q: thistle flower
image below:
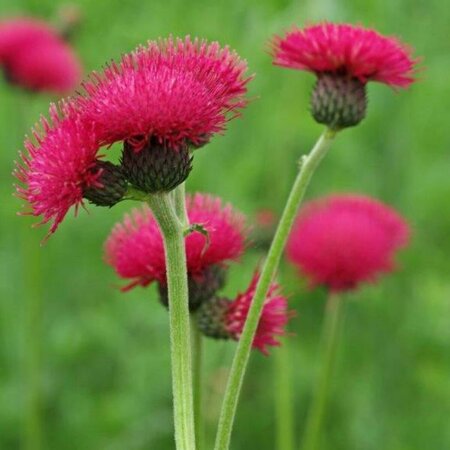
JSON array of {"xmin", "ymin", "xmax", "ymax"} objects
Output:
[
  {"xmin": 15, "ymin": 103, "xmax": 126, "ymax": 235},
  {"xmin": 76, "ymin": 36, "xmax": 251, "ymax": 193},
  {"xmin": 0, "ymin": 18, "xmax": 81, "ymax": 93},
  {"xmin": 271, "ymin": 23, "xmax": 418, "ymax": 129},
  {"xmin": 286, "ymin": 194, "xmax": 410, "ymax": 292},
  {"xmin": 105, "ymin": 193, "xmax": 246, "ymax": 309},
  {"xmin": 197, "ymin": 275, "xmax": 290, "ymax": 355}
]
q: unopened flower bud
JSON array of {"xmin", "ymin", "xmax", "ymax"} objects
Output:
[
  {"xmin": 311, "ymin": 73, "xmax": 367, "ymax": 130},
  {"xmin": 83, "ymin": 160, "xmax": 127, "ymax": 207}
]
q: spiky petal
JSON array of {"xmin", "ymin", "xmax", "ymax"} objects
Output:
[
  {"xmin": 225, "ymin": 275, "xmax": 290, "ymax": 355},
  {"xmin": 271, "ymin": 23, "xmax": 418, "ymax": 88},
  {"xmin": 15, "ymin": 104, "xmax": 101, "ymax": 236},
  {"xmin": 286, "ymin": 194, "xmax": 410, "ymax": 292},
  {"xmin": 76, "ymin": 36, "xmax": 251, "ymax": 150}
]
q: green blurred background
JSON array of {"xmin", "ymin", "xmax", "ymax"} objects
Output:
[{"xmin": 1, "ymin": 0, "xmax": 449, "ymax": 449}]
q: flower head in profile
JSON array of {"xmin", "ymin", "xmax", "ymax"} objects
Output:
[
  {"xmin": 197, "ymin": 274, "xmax": 290, "ymax": 355},
  {"xmin": 76, "ymin": 37, "xmax": 251, "ymax": 193},
  {"xmin": 105, "ymin": 193, "xmax": 246, "ymax": 308},
  {"xmin": 271, "ymin": 23, "xmax": 418, "ymax": 129},
  {"xmin": 78, "ymin": 36, "xmax": 250, "ymax": 149},
  {"xmin": 286, "ymin": 194, "xmax": 410, "ymax": 292},
  {"xmin": 15, "ymin": 103, "xmax": 126, "ymax": 236},
  {"xmin": 0, "ymin": 18, "xmax": 81, "ymax": 93}
]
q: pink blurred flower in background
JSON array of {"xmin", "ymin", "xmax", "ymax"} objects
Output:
[
  {"xmin": 0, "ymin": 17, "xmax": 81, "ymax": 93},
  {"xmin": 105, "ymin": 193, "xmax": 247, "ymax": 292},
  {"xmin": 286, "ymin": 194, "xmax": 410, "ymax": 292}
]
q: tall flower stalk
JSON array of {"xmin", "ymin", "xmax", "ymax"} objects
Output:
[
  {"xmin": 214, "ymin": 22, "xmax": 417, "ymax": 449},
  {"xmin": 214, "ymin": 129, "xmax": 337, "ymax": 450},
  {"xmin": 147, "ymin": 193, "xmax": 195, "ymax": 449}
]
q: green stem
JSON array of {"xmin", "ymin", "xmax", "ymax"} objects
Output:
[
  {"xmin": 300, "ymin": 293, "xmax": 344, "ymax": 450},
  {"xmin": 275, "ymin": 338, "xmax": 295, "ymax": 450},
  {"xmin": 173, "ymin": 182, "xmax": 189, "ymax": 228},
  {"xmin": 147, "ymin": 193, "xmax": 195, "ymax": 450},
  {"xmin": 213, "ymin": 129, "xmax": 337, "ymax": 450},
  {"xmin": 192, "ymin": 321, "xmax": 204, "ymax": 450}
]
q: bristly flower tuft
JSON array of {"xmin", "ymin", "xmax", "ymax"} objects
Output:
[
  {"xmin": 76, "ymin": 36, "xmax": 251, "ymax": 151},
  {"xmin": 197, "ymin": 274, "xmax": 290, "ymax": 355}
]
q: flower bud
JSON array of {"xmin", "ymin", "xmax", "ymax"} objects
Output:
[
  {"xmin": 83, "ymin": 160, "xmax": 127, "ymax": 207},
  {"xmin": 311, "ymin": 73, "xmax": 367, "ymax": 130}
]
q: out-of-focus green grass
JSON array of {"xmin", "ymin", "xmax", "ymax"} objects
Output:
[{"xmin": 1, "ymin": 0, "xmax": 449, "ymax": 449}]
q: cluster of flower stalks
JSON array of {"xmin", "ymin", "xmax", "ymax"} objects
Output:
[{"xmin": 4, "ymin": 16, "xmax": 419, "ymax": 450}]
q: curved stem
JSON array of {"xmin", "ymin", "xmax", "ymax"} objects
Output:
[
  {"xmin": 275, "ymin": 339, "xmax": 295, "ymax": 450},
  {"xmin": 213, "ymin": 129, "xmax": 337, "ymax": 450},
  {"xmin": 147, "ymin": 193, "xmax": 195, "ymax": 450},
  {"xmin": 300, "ymin": 293, "xmax": 344, "ymax": 450},
  {"xmin": 192, "ymin": 321, "xmax": 204, "ymax": 450}
]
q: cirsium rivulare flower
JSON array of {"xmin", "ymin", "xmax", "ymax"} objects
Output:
[
  {"xmin": 286, "ymin": 194, "xmax": 410, "ymax": 292},
  {"xmin": 197, "ymin": 274, "xmax": 291, "ymax": 355},
  {"xmin": 104, "ymin": 193, "xmax": 247, "ymax": 292},
  {"xmin": 15, "ymin": 104, "xmax": 111, "ymax": 237},
  {"xmin": 271, "ymin": 23, "xmax": 419, "ymax": 128},
  {"xmin": 15, "ymin": 36, "xmax": 251, "ymax": 235},
  {"xmin": 77, "ymin": 36, "xmax": 251, "ymax": 150}
]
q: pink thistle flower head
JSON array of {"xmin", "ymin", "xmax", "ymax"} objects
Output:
[
  {"xmin": 271, "ymin": 23, "xmax": 418, "ymax": 129},
  {"xmin": 15, "ymin": 103, "xmax": 127, "ymax": 237},
  {"xmin": 197, "ymin": 274, "xmax": 290, "ymax": 355},
  {"xmin": 76, "ymin": 36, "xmax": 251, "ymax": 193},
  {"xmin": 104, "ymin": 193, "xmax": 247, "ymax": 298},
  {"xmin": 78, "ymin": 36, "xmax": 250, "ymax": 149},
  {"xmin": 286, "ymin": 194, "xmax": 410, "ymax": 292},
  {"xmin": 0, "ymin": 18, "xmax": 81, "ymax": 93}
]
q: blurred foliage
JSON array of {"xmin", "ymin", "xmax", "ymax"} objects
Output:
[{"xmin": 1, "ymin": 0, "xmax": 449, "ymax": 449}]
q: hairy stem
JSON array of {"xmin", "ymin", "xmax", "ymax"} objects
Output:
[
  {"xmin": 192, "ymin": 321, "xmax": 204, "ymax": 450},
  {"xmin": 213, "ymin": 129, "xmax": 337, "ymax": 450},
  {"xmin": 147, "ymin": 193, "xmax": 195, "ymax": 450}
]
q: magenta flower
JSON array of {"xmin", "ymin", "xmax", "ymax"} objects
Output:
[
  {"xmin": 271, "ymin": 23, "xmax": 418, "ymax": 129},
  {"xmin": 15, "ymin": 36, "xmax": 250, "ymax": 235},
  {"xmin": 271, "ymin": 23, "xmax": 417, "ymax": 88},
  {"xmin": 286, "ymin": 194, "xmax": 410, "ymax": 292},
  {"xmin": 0, "ymin": 18, "xmax": 81, "ymax": 93},
  {"xmin": 77, "ymin": 36, "xmax": 250, "ymax": 150},
  {"xmin": 105, "ymin": 193, "xmax": 246, "ymax": 292},
  {"xmin": 197, "ymin": 275, "xmax": 290, "ymax": 355},
  {"xmin": 15, "ymin": 104, "xmax": 104, "ymax": 235}
]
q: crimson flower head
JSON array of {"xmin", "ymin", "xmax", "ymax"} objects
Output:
[
  {"xmin": 286, "ymin": 194, "xmax": 410, "ymax": 292},
  {"xmin": 76, "ymin": 36, "xmax": 251, "ymax": 193},
  {"xmin": 197, "ymin": 274, "xmax": 290, "ymax": 355},
  {"xmin": 0, "ymin": 18, "xmax": 81, "ymax": 93},
  {"xmin": 271, "ymin": 23, "xmax": 418, "ymax": 129},
  {"xmin": 105, "ymin": 193, "xmax": 246, "ymax": 308},
  {"xmin": 15, "ymin": 103, "xmax": 127, "ymax": 236}
]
